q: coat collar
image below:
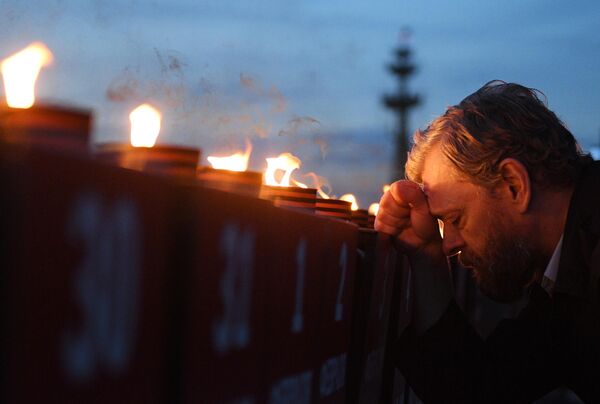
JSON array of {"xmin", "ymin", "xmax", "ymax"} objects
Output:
[{"xmin": 555, "ymin": 161, "xmax": 600, "ymax": 301}]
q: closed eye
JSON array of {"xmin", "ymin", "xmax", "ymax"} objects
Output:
[
  {"xmin": 431, "ymin": 209, "xmax": 463, "ymax": 229},
  {"xmin": 442, "ymin": 213, "xmax": 462, "ymax": 229}
]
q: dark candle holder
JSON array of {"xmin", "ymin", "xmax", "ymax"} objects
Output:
[
  {"xmin": 0, "ymin": 104, "xmax": 91, "ymax": 154},
  {"xmin": 315, "ymin": 198, "xmax": 352, "ymax": 222},
  {"xmin": 351, "ymin": 209, "xmax": 369, "ymax": 228},
  {"xmin": 95, "ymin": 143, "xmax": 201, "ymax": 180},
  {"xmin": 368, "ymin": 214, "xmax": 376, "ymax": 229},
  {"xmin": 260, "ymin": 185, "xmax": 317, "ymax": 213},
  {"xmin": 197, "ymin": 167, "xmax": 263, "ymax": 198}
]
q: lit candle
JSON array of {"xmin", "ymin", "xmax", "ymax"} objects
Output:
[
  {"xmin": 197, "ymin": 140, "xmax": 263, "ymax": 197},
  {"xmin": 95, "ymin": 103, "xmax": 200, "ymax": 179},
  {"xmin": 0, "ymin": 42, "xmax": 91, "ymax": 154},
  {"xmin": 260, "ymin": 152, "xmax": 316, "ymax": 213},
  {"xmin": 340, "ymin": 194, "xmax": 369, "ymax": 228}
]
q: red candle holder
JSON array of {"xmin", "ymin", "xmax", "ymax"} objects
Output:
[
  {"xmin": 0, "ymin": 104, "xmax": 91, "ymax": 154},
  {"xmin": 368, "ymin": 214, "xmax": 376, "ymax": 229},
  {"xmin": 260, "ymin": 185, "xmax": 317, "ymax": 213},
  {"xmin": 95, "ymin": 143, "xmax": 201, "ymax": 180},
  {"xmin": 196, "ymin": 167, "xmax": 263, "ymax": 198},
  {"xmin": 351, "ymin": 209, "xmax": 369, "ymax": 228},
  {"xmin": 315, "ymin": 198, "xmax": 352, "ymax": 221}
]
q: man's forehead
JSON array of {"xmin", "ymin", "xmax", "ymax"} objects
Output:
[
  {"xmin": 421, "ymin": 144, "xmax": 454, "ymax": 184},
  {"xmin": 420, "ymin": 145, "xmax": 469, "ymax": 214},
  {"xmin": 422, "ymin": 181, "xmax": 464, "ymax": 216}
]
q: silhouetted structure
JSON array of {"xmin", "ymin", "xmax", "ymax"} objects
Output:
[{"xmin": 383, "ymin": 32, "xmax": 421, "ymax": 181}]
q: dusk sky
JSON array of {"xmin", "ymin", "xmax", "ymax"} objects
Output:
[{"xmin": 1, "ymin": 0, "xmax": 599, "ymax": 205}]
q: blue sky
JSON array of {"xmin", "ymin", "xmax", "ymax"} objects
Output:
[{"xmin": 1, "ymin": 0, "xmax": 599, "ymax": 205}]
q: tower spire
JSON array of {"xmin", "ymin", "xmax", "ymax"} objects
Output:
[{"xmin": 383, "ymin": 28, "xmax": 421, "ymax": 181}]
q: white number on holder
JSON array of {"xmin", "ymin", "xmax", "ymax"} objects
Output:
[
  {"xmin": 269, "ymin": 370, "xmax": 313, "ymax": 404},
  {"xmin": 291, "ymin": 239, "xmax": 307, "ymax": 334},
  {"xmin": 334, "ymin": 243, "xmax": 348, "ymax": 322},
  {"xmin": 62, "ymin": 192, "xmax": 141, "ymax": 382},
  {"xmin": 319, "ymin": 353, "xmax": 347, "ymax": 397},
  {"xmin": 213, "ymin": 223, "xmax": 255, "ymax": 354}
]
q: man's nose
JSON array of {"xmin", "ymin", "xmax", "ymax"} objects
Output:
[{"xmin": 441, "ymin": 226, "xmax": 464, "ymax": 257}]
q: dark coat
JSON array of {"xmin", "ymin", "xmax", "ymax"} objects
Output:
[{"xmin": 395, "ymin": 161, "xmax": 600, "ymax": 403}]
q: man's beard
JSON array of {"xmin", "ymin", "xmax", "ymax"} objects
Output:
[{"xmin": 458, "ymin": 215, "xmax": 537, "ymax": 303}]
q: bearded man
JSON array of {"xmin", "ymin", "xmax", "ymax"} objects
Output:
[{"xmin": 375, "ymin": 81, "xmax": 600, "ymax": 403}]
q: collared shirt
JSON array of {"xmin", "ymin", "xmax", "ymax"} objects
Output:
[{"xmin": 541, "ymin": 234, "xmax": 564, "ymax": 296}]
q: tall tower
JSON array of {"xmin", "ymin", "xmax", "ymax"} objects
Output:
[{"xmin": 383, "ymin": 30, "xmax": 421, "ymax": 181}]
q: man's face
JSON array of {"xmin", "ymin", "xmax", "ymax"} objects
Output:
[{"xmin": 421, "ymin": 145, "xmax": 536, "ymax": 302}]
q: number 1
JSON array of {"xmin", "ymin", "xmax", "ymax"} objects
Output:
[
  {"xmin": 291, "ymin": 239, "xmax": 307, "ymax": 333},
  {"xmin": 335, "ymin": 243, "xmax": 348, "ymax": 321}
]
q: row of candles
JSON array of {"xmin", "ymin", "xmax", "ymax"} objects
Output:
[{"xmin": 0, "ymin": 42, "xmax": 385, "ymax": 228}]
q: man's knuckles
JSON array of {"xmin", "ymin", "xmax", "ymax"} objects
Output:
[
  {"xmin": 393, "ymin": 181, "xmax": 429, "ymax": 212},
  {"xmin": 374, "ymin": 220, "xmax": 398, "ymax": 236},
  {"xmin": 376, "ymin": 213, "xmax": 409, "ymax": 230},
  {"xmin": 377, "ymin": 200, "xmax": 410, "ymax": 221},
  {"xmin": 379, "ymin": 190, "xmax": 411, "ymax": 216}
]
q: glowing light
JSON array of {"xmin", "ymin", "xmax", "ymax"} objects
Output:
[
  {"xmin": 368, "ymin": 203, "xmax": 380, "ymax": 216},
  {"xmin": 300, "ymin": 172, "xmax": 332, "ymax": 199},
  {"xmin": 383, "ymin": 184, "xmax": 391, "ymax": 194},
  {"xmin": 438, "ymin": 219, "xmax": 444, "ymax": 239},
  {"xmin": 264, "ymin": 152, "xmax": 301, "ymax": 187},
  {"xmin": 1, "ymin": 42, "xmax": 53, "ymax": 109},
  {"xmin": 318, "ymin": 190, "xmax": 330, "ymax": 199},
  {"xmin": 207, "ymin": 140, "xmax": 252, "ymax": 172},
  {"xmin": 340, "ymin": 194, "xmax": 359, "ymax": 211},
  {"xmin": 129, "ymin": 104, "xmax": 161, "ymax": 148},
  {"xmin": 292, "ymin": 176, "xmax": 331, "ymax": 199},
  {"xmin": 292, "ymin": 179, "xmax": 308, "ymax": 188}
]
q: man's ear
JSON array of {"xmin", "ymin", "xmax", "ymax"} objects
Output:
[{"xmin": 497, "ymin": 158, "xmax": 531, "ymax": 213}]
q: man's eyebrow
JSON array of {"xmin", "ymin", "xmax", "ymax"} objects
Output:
[
  {"xmin": 421, "ymin": 183, "xmax": 447, "ymax": 219},
  {"xmin": 421, "ymin": 183, "xmax": 460, "ymax": 220},
  {"xmin": 429, "ymin": 207, "xmax": 459, "ymax": 220}
]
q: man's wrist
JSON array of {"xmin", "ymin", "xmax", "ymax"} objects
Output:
[
  {"xmin": 409, "ymin": 241, "xmax": 446, "ymax": 268},
  {"xmin": 405, "ymin": 240, "xmax": 454, "ymax": 335}
]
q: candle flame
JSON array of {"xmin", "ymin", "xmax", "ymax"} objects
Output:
[
  {"xmin": 292, "ymin": 179, "xmax": 308, "ymax": 188},
  {"xmin": 383, "ymin": 184, "xmax": 391, "ymax": 194},
  {"xmin": 207, "ymin": 139, "xmax": 252, "ymax": 172},
  {"xmin": 129, "ymin": 103, "xmax": 161, "ymax": 148},
  {"xmin": 1, "ymin": 42, "xmax": 53, "ymax": 109},
  {"xmin": 300, "ymin": 171, "xmax": 332, "ymax": 199},
  {"xmin": 368, "ymin": 203, "xmax": 379, "ymax": 216},
  {"xmin": 318, "ymin": 190, "xmax": 330, "ymax": 199},
  {"xmin": 264, "ymin": 152, "xmax": 300, "ymax": 187},
  {"xmin": 340, "ymin": 194, "xmax": 359, "ymax": 211},
  {"xmin": 292, "ymin": 179, "xmax": 329, "ymax": 199}
]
